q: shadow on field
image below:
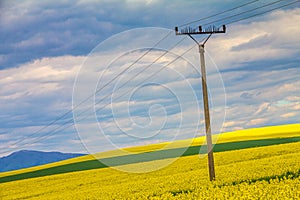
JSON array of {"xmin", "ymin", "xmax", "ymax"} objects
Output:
[{"xmin": 1, "ymin": 136, "xmax": 300, "ymax": 183}]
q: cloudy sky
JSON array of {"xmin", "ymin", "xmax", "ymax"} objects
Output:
[{"xmin": 0, "ymin": 0, "xmax": 299, "ymax": 156}]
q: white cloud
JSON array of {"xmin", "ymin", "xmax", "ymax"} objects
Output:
[
  {"xmin": 206, "ymin": 8, "xmax": 300, "ymax": 70},
  {"xmin": 247, "ymin": 118, "xmax": 268, "ymax": 127},
  {"xmin": 254, "ymin": 102, "xmax": 271, "ymax": 116},
  {"xmin": 294, "ymin": 104, "xmax": 300, "ymax": 110},
  {"xmin": 0, "ymin": 56, "xmax": 82, "ymax": 100},
  {"xmin": 223, "ymin": 121, "xmax": 239, "ymax": 128},
  {"xmin": 281, "ymin": 112, "xmax": 296, "ymax": 118}
]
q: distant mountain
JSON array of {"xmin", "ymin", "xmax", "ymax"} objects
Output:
[{"xmin": 0, "ymin": 150, "xmax": 86, "ymax": 172}]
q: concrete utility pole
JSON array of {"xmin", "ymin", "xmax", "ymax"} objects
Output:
[{"xmin": 175, "ymin": 25, "xmax": 226, "ymax": 181}]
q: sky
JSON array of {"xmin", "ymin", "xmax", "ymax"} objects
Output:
[{"xmin": 0, "ymin": 0, "xmax": 299, "ymax": 157}]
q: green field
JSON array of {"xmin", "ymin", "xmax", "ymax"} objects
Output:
[{"xmin": 0, "ymin": 124, "xmax": 300, "ymax": 199}]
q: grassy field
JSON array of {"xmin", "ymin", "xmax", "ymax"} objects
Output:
[{"xmin": 0, "ymin": 124, "xmax": 300, "ymax": 199}]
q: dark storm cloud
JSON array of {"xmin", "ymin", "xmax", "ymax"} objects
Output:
[{"xmin": 0, "ymin": 0, "xmax": 258, "ymax": 69}]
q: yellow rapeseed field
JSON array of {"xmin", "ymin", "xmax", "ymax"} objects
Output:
[{"xmin": 1, "ymin": 139, "xmax": 300, "ymax": 199}]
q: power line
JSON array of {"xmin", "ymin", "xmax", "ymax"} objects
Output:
[
  {"xmin": 226, "ymin": 0, "xmax": 300, "ymax": 25},
  {"xmin": 179, "ymin": 0, "xmax": 259, "ymax": 27},
  {"xmin": 94, "ymin": 37, "xmax": 187, "ymax": 107},
  {"xmin": 94, "ymin": 40, "xmax": 201, "ymax": 116},
  {"xmin": 202, "ymin": 0, "xmax": 288, "ymax": 26}
]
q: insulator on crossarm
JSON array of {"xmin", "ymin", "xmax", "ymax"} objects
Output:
[
  {"xmin": 199, "ymin": 26, "xmax": 202, "ymax": 32},
  {"xmin": 223, "ymin": 25, "xmax": 226, "ymax": 33}
]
